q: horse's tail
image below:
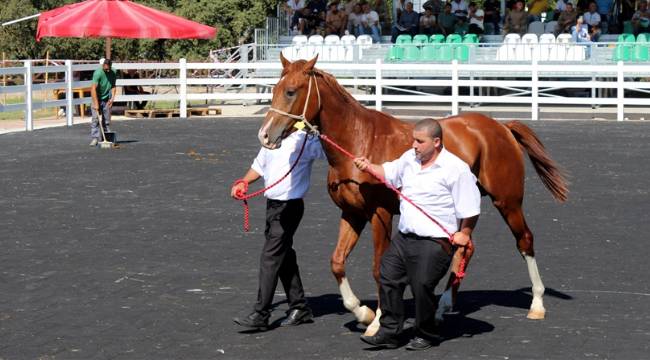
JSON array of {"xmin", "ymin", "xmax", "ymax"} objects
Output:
[{"xmin": 505, "ymin": 120, "xmax": 569, "ymax": 202}]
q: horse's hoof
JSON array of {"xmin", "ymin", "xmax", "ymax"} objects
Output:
[
  {"xmin": 527, "ymin": 309, "xmax": 546, "ymax": 320},
  {"xmin": 356, "ymin": 305, "xmax": 375, "ymax": 325}
]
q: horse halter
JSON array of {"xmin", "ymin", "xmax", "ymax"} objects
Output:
[{"xmin": 267, "ymin": 73, "xmax": 322, "ymax": 135}]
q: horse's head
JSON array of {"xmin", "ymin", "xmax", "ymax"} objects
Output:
[{"xmin": 259, "ymin": 53, "xmax": 321, "ymax": 149}]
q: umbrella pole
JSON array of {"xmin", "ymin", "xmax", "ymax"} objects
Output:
[{"xmin": 105, "ymin": 37, "xmax": 112, "ymax": 59}]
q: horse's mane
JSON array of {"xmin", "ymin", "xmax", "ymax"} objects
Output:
[{"xmin": 313, "ymin": 68, "xmax": 357, "ymax": 105}]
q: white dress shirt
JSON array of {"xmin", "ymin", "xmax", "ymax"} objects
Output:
[
  {"xmin": 382, "ymin": 148, "xmax": 481, "ymax": 238},
  {"xmin": 251, "ymin": 131, "xmax": 325, "ymax": 200},
  {"xmin": 583, "ymin": 11, "xmax": 601, "ymax": 26}
]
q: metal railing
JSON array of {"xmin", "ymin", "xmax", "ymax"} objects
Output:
[{"xmin": 2, "ymin": 58, "xmax": 650, "ymax": 130}]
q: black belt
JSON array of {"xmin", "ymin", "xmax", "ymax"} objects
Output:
[{"xmin": 399, "ymin": 231, "xmax": 454, "ymax": 255}]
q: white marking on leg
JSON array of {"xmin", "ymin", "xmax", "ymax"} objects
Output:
[
  {"xmin": 339, "ymin": 277, "xmax": 374, "ymax": 324},
  {"xmin": 525, "ymin": 254, "xmax": 546, "ymax": 319},
  {"xmin": 364, "ymin": 308, "xmax": 381, "ymax": 336},
  {"xmin": 436, "ymin": 288, "xmax": 453, "ymax": 323}
]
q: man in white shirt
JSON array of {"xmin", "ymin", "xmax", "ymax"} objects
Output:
[
  {"xmin": 468, "ymin": 2, "xmax": 485, "ymax": 34},
  {"xmin": 231, "ymin": 130, "xmax": 325, "ymax": 329},
  {"xmin": 451, "ymin": 0, "xmax": 469, "ymax": 19},
  {"xmin": 354, "ymin": 118, "xmax": 481, "ymax": 351},
  {"xmin": 583, "ymin": 2, "xmax": 601, "ymax": 29},
  {"xmin": 359, "ymin": 2, "xmax": 381, "ymax": 42}
]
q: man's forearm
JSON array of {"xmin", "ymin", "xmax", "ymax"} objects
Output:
[
  {"xmin": 241, "ymin": 168, "xmax": 262, "ymax": 184},
  {"xmin": 458, "ymin": 215, "xmax": 479, "ymax": 236}
]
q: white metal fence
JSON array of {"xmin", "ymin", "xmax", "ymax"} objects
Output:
[{"xmin": 2, "ymin": 58, "xmax": 650, "ymax": 131}]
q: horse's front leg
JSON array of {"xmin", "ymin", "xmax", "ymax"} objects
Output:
[
  {"xmin": 436, "ymin": 242, "xmax": 476, "ymax": 323},
  {"xmin": 363, "ymin": 208, "xmax": 393, "ymax": 337},
  {"xmin": 331, "ymin": 212, "xmax": 375, "ymax": 325}
]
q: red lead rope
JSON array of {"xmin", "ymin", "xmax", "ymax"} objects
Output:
[
  {"xmin": 232, "ymin": 135, "xmax": 309, "ymax": 232},
  {"xmin": 232, "ymin": 132, "xmax": 469, "ymax": 285}
]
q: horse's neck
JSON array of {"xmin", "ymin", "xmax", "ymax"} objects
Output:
[{"xmin": 317, "ymin": 89, "xmax": 374, "ymax": 163}]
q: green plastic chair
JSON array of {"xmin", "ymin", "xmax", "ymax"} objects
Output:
[
  {"xmin": 463, "ymin": 34, "xmax": 479, "ymax": 43},
  {"xmin": 412, "ymin": 34, "xmax": 429, "ymax": 45},
  {"xmin": 430, "ymin": 34, "xmax": 445, "ymax": 43},
  {"xmin": 637, "ymin": 33, "xmax": 649, "ymax": 43},
  {"xmin": 446, "ymin": 34, "xmax": 462, "ymax": 43},
  {"xmin": 614, "ymin": 34, "xmax": 634, "ymax": 62},
  {"xmin": 455, "ymin": 44, "xmax": 470, "ymax": 62},
  {"xmin": 623, "ymin": 21, "xmax": 634, "ymax": 35},
  {"xmin": 420, "ymin": 45, "xmax": 437, "ymax": 61},
  {"xmin": 386, "ymin": 45, "xmax": 404, "ymax": 61},
  {"xmin": 396, "ymin": 34, "xmax": 412, "ymax": 44},
  {"xmin": 437, "ymin": 43, "xmax": 453, "ymax": 61},
  {"xmin": 633, "ymin": 43, "xmax": 649, "ymax": 61},
  {"xmin": 403, "ymin": 44, "xmax": 421, "ymax": 61}
]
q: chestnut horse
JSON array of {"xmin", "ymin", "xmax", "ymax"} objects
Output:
[{"xmin": 258, "ymin": 54, "xmax": 568, "ymax": 335}]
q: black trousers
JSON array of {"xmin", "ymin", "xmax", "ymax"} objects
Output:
[
  {"xmin": 378, "ymin": 231, "xmax": 452, "ymax": 340},
  {"xmin": 254, "ymin": 198, "xmax": 307, "ymax": 315}
]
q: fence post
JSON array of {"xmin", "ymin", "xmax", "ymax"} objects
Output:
[
  {"xmin": 451, "ymin": 60, "xmax": 459, "ymax": 115},
  {"xmin": 531, "ymin": 59, "xmax": 539, "ymax": 120},
  {"xmin": 179, "ymin": 58, "xmax": 187, "ymax": 118},
  {"xmin": 24, "ymin": 60, "xmax": 33, "ymax": 131},
  {"xmin": 65, "ymin": 60, "xmax": 73, "ymax": 126},
  {"xmin": 375, "ymin": 59, "xmax": 382, "ymax": 111},
  {"xmin": 616, "ymin": 61, "xmax": 624, "ymax": 121}
]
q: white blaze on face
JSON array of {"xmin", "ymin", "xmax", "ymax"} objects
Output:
[{"xmin": 258, "ymin": 117, "xmax": 274, "ymax": 145}]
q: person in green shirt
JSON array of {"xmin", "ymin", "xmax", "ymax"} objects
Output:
[{"xmin": 89, "ymin": 58, "xmax": 117, "ymax": 146}]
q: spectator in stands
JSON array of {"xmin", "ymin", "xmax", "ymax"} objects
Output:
[
  {"xmin": 583, "ymin": 2, "xmax": 601, "ymax": 33},
  {"xmin": 454, "ymin": 15, "xmax": 470, "ymax": 35},
  {"xmin": 554, "ymin": 0, "xmax": 569, "ymax": 21},
  {"xmin": 619, "ymin": 0, "xmax": 636, "ymax": 33},
  {"xmin": 483, "ymin": 0, "xmax": 501, "ymax": 34},
  {"xmin": 632, "ymin": 1, "xmax": 650, "ymax": 35},
  {"xmin": 344, "ymin": 0, "xmax": 358, "ymax": 14},
  {"xmin": 348, "ymin": 3, "xmax": 363, "ymax": 35},
  {"xmin": 359, "ymin": 2, "xmax": 382, "ymax": 42},
  {"xmin": 370, "ymin": 0, "xmax": 389, "ymax": 32},
  {"xmin": 576, "ymin": 0, "xmax": 590, "ymax": 12},
  {"xmin": 419, "ymin": 7, "xmax": 438, "ymax": 35},
  {"xmin": 571, "ymin": 16, "xmax": 590, "ymax": 41},
  {"xmin": 315, "ymin": 9, "xmax": 328, "ymax": 35},
  {"xmin": 468, "ymin": 2, "xmax": 485, "ymax": 35},
  {"xmin": 296, "ymin": 7, "xmax": 314, "ymax": 34},
  {"xmin": 555, "ymin": 2, "xmax": 577, "ymax": 35},
  {"xmin": 503, "ymin": 0, "xmax": 528, "ymax": 35},
  {"xmin": 438, "ymin": 3, "xmax": 458, "ymax": 35},
  {"xmin": 326, "ymin": 0, "xmax": 348, "ymax": 35},
  {"xmin": 594, "ymin": 0, "xmax": 612, "ymax": 33},
  {"xmin": 451, "ymin": 0, "xmax": 469, "ymax": 19},
  {"xmin": 122, "ymin": 69, "xmax": 150, "ymax": 111},
  {"xmin": 391, "ymin": 1, "xmax": 419, "ymax": 42},
  {"xmin": 394, "ymin": 0, "xmax": 407, "ymax": 24},
  {"xmin": 309, "ymin": 0, "xmax": 328, "ymax": 15},
  {"xmin": 423, "ymin": 0, "xmax": 444, "ymax": 17},
  {"xmin": 286, "ymin": 0, "xmax": 307, "ymax": 33},
  {"xmin": 527, "ymin": 0, "xmax": 549, "ymax": 22}
]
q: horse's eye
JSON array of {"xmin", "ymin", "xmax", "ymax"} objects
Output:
[{"xmin": 285, "ymin": 89, "xmax": 296, "ymax": 97}]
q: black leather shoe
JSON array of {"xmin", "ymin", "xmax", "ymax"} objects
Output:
[
  {"xmin": 280, "ymin": 308, "xmax": 313, "ymax": 326},
  {"xmin": 233, "ymin": 311, "xmax": 269, "ymax": 329},
  {"xmin": 405, "ymin": 336, "xmax": 440, "ymax": 351},
  {"xmin": 360, "ymin": 334, "xmax": 399, "ymax": 349}
]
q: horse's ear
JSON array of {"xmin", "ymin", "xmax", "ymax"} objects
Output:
[
  {"xmin": 280, "ymin": 52, "xmax": 291, "ymax": 69},
  {"xmin": 303, "ymin": 55, "xmax": 318, "ymax": 73}
]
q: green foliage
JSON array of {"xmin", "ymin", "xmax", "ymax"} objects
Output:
[{"xmin": 0, "ymin": 0, "xmax": 280, "ymax": 61}]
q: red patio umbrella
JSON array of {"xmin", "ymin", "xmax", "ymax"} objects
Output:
[{"xmin": 36, "ymin": 0, "xmax": 217, "ymax": 57}]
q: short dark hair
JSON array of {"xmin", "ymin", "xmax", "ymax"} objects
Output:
[
  {"xmin": 104, "ymin": 58, "xmax": 112, "ymax": 66},
  {"xmin": 469, "ymin": 2, "xmax": 477, "ymax": 7},
  {"xmin": 414, "ymin": 118, "xmax": 443, "ymax": 141}
]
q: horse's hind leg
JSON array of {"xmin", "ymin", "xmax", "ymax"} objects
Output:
[
  {"xmin": 497, "ymin": 201, "xmax": 546, "ymax": 320},
  {"xmin": 363, "ymin": 207, "xmax": 393, "ymax": 337},
  {"xmin": 331, "ymin": 212, "xmax": 375, "ymax": 325}
]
